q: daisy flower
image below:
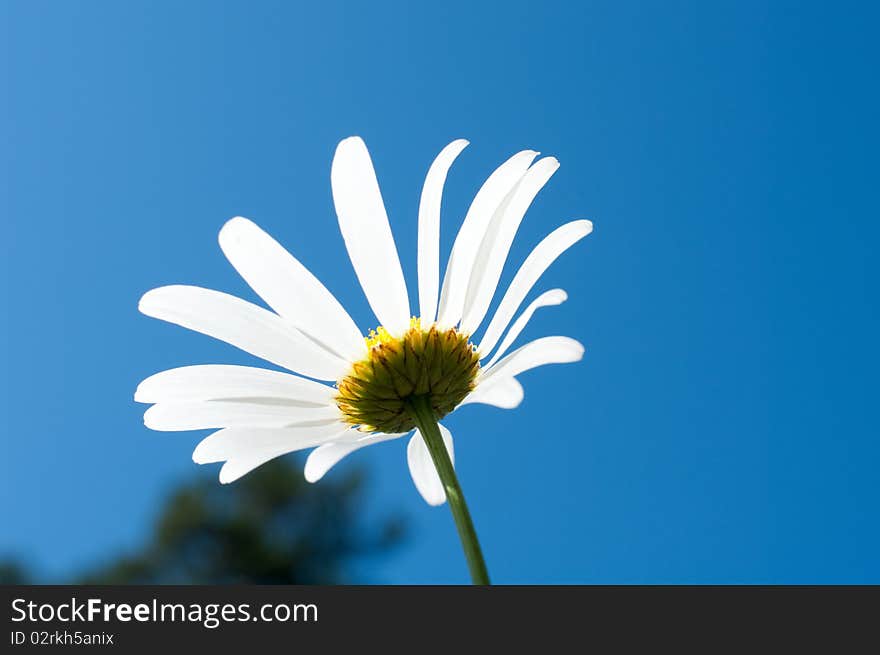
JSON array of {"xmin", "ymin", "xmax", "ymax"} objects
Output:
[{"xmin": 136, "ymin": 137, "xmax": 592, "ymax": 583}]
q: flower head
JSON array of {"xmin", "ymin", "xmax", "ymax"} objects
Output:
[
  {"xmin": 337, "ymin": 319, "xmax": 480, "ymax": 434},
  {"xmin": 136, "ymin": 137, "xmax": 592, "ymax": 506}
]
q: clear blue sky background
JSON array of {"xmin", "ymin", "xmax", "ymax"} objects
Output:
[{"xmin": 2, "ymin": 1, "xmax": 878, "ymax": 583}]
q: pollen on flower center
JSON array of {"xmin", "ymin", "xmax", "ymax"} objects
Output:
[{"xmin": 335, "ymin": 317, "xmax": 480, "ymax": 433}]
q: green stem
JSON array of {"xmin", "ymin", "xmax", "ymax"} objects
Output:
[{"xmin": 405, "ymin": 395, "xmax": 490, "ymax": 585}]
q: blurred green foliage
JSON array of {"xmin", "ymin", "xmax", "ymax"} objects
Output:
[
  {"xmin": 0, "ymin": 561, "xmax": 30, "ymax": 585},
  {"xmin": 1, "ymin": 459, "xmax": 404, "ymax": 584}
]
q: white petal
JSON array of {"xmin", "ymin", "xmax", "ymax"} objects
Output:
[
  {"xmin": 331, "ymin": 136, "xmax": 410, "ymax": 335},
  {"xmin": 219, "ymin": 442, "xmax": 326, "ymax": 484},
  {"xmin": 144, "ymin": 400, "xmax": 341, "ymax": 432},
  {"xmin": 134, "ymin": 365, "xmax": 336, "ymax": 405},
  {"xmin": 139, "ymin": 285, "xmax": 349, "ymax": 380},
  {"xmin": 460, "ymin": 157, "xmax": 560, "ymax": 335},
  {"xmin": 407, "ymin": 424, "xmax": 454, "ymax": 506},
  {"xmin": 418, "ymin": 139, "xmax": 469, "ymax": 322},
  {"xmin": 193, "ymin": 423, "xmax": 351, "ymax": 464},
  {"xmin": 460, "ymin": 376, "xmax": 524, "ymax": 409},
  {"xmin": 478, "ymin": 220, "xmax": 592, "ymax": 356},
  {"xmin": 304, "ymin": 431, "xmax": 404, "ymax": 483},
  {"xmin": 483, "ymin": 289, "xmax": 567, "ymax": 367},
  {"xmin": 436, "ymin": 149, "xmax": 539, "ymax": 328},
  {"xmin": 218, "ymin": 217, "xmax": 365, "ymax": 361},
  {"xmin": 481, "ymin": 336, "xmax": 584, "ymax": 382}
]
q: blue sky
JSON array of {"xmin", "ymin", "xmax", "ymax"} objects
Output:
[{"xmin": 2, "ymin": 1, "xmax": 878, "ymax": 583}]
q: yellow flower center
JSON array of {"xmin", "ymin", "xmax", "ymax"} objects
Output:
[{"xmin": 336, "ymin": 318, "xmax": 481, "ymax": 433}]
